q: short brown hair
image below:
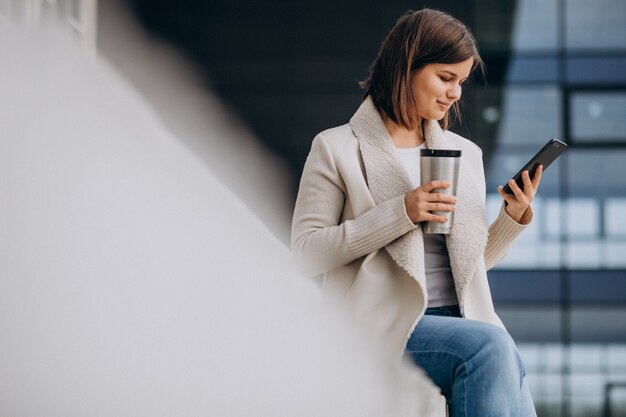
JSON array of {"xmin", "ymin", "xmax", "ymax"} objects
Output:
[{"xmin": 359, "ymin": 8, "xmax": 484, "ymax": 132}]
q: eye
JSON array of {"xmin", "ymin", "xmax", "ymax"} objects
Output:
[{"xmin": 439, "ymin": 76, "xmax": 452, "ymax": 82}]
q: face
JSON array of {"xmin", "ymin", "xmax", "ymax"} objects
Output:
[{"xmin": 410, "ymin": 58, "xmax": 474, "ymax": 121}]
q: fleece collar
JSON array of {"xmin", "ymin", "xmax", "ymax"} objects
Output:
[{"xmin": 348, "ymin": 96, "xmax": 488, "ymax": 309}]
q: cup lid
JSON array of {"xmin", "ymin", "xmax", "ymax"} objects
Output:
[{"xmin": 420, "ymin": 149, "xmax": 462, "ymax": 157}]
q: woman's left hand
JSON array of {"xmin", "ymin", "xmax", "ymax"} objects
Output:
[{"xmin": 497, "ymin": 165, "xmax": 543, "ymax": 223}]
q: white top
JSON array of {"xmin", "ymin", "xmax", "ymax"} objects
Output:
[{"xmin": 394, "ymin": 144, "xmax": 458, "ymax": 307}]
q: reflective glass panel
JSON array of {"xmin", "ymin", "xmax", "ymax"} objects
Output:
[
  {"xmin": 495, "ymin": 86, "xmax": 562, "ymax": 145},
  {"xmin": 571, "ymin": 92, "xmax": 626, "ymax": 142},
  {"xmin": 566, "ymin": 0, "xmax": 626, "ymax": 50},
  {"xmin": 474, "ymin": 0, "xmax": 558, "ymax": 51}
]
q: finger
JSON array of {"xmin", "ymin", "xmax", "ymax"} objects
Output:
[
  {"xmin": 508, "ymin": 178, "xmax": 527, "ymax": 203},
  {"xmin": 420, "ymin": 180, "xmax": 450, "ymax": 193},
  {"xmin": 425, "ymin": 192, "xmax": 457, "ymax": 204},
  {"xmin": 427, "ymin": 202, "xmax": 456, "ymax": 212},
  {"xmin": 423, "ymin": 212, "xmax": 449, "ymax": 223},
  {"xmin": 497, "ymin": 185, "xmax": 516, "ymax": 205},
  {"xmin": 531, "ymin": 164, "xmax": 543, "ymax": 189},
  {"xmin": 521, "ymin": 170, "xmax": 534, "ymax": 199}
]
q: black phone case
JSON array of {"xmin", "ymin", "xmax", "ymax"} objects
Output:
[{"xmin": 503, "ymin": 138, "xmax": 568, "ymax": 195}]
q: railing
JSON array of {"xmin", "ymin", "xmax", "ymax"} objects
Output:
[{"xmin": 603, "ymin": 382, "xmax": 626, "ymax": 417}]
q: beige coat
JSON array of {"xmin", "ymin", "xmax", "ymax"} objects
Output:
[{"xmin": 291, "ymin": 97, "xmax": 532, "ymax": 357}]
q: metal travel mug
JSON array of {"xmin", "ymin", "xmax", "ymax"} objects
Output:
[{"xmin": 420, "ymin": 149, "xmax": 462, "ymax": 234}]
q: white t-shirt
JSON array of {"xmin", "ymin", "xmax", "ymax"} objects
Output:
[{"xmin": 394, "ymin": 144, "xmax": 458, "ymax": 308}]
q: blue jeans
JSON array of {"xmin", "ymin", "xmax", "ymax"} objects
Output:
[{"xmin": 404, "ymin": 305, "xmax": 537, "ymax": 417}]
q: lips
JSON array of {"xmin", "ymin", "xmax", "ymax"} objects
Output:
[{"xmin": 437, "ymin": 100, "xmax": 452, "ymax": 107}]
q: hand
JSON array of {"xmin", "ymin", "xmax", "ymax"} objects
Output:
[
  {"xmin": 497, "ymin": 165, "xmax": 543, "ymax": 223},
  {"xmin": 404, "ymin": 180, "xmax": 457, "ymax": 224}
]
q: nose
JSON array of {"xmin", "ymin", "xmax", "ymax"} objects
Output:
[{"xmin": 447, "ymin": 83, "xmax": 462, "ymax": 102}]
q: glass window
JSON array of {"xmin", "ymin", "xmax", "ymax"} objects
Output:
[
  {"xmin": 605, "ymin": 198, "xmax": 626, "ymax": 237},
  {"xmin": 474, "ymin": 2, "xmax": 626, "ymax": 413},
  {"xmin": 507, "ymin": 57, "xmax": 559, "ymax": 83},
  {"xmin": 565, "ymin": 198, "xmax": 600, "ymax": 238},
  {"xmin": 606, "ymin": 242, "xmax": 626, "ymax": 268},
  {"xmin": 567, "ymin": 150, "xmax": 626, "ymax": 269},
  {"xmin": 474, "ymin": 0, "xmax": 558, "ymax": 51},
  {"xmin": 570, "ymin": 92, "xmax": 626, "ymax": 142},
  {"xmin": 566, "ymin": 0, "xmax": 626, "ymax": 50},
  {"xmin": 545, "ymin": 198, "xmax": 562, "ymax": 239},
  {"xmin": 568, "ymin": 149, "xmax": 626, "ymax": 197},
  {"xmin": 566, "ymin": 240, "xmax": 602, "ymax": 268},
  {"xmin": 510, "ymin": 0, "xmax": 558, "ymax": 51},
  {"xmin": 496, "ymin": 86, "xmax": 562, "ymax": 145},
  {"xmin": 566, "ymin": 57, "xmax": 626, "ymax": 85}
]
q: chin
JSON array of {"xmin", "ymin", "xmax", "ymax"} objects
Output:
[
  {"xmin": 432, "ymin": 111, "xmax": 447, "ymax": 121},
  {"xmin": 419, "ymin": 108, "xmax": 448, "ymax": 121},
  {"xmin": 419, "ymin": 111, "xmax": 442, "ymax": 121}
]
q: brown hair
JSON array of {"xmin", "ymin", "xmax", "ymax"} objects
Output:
[{"xmin": 359, "ymin": 8, "xmax": 484, "ymax": 133}]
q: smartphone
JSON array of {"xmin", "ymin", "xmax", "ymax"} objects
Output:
[{"xmin": 503, "ymin": 138, "xmax": 568, "ymax": 195}]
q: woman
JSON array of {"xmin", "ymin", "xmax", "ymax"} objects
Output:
[{"xmin": 291, "ymin": 8, "xmax": 542, "ymax": 417}]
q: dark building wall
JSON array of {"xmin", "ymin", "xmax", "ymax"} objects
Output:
[{"xmin": 124, "ymin": 0, "xmax": 507, "ymax": 197}]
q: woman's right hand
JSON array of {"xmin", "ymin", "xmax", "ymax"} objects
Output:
[{"xmin": 404, "ymin": 180, "xmax": 457, "ymax": 224}]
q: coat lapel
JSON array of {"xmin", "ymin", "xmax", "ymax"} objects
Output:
[{"xmin": 349, "ymin": 97, "xmax": 488, "ymax": 308}]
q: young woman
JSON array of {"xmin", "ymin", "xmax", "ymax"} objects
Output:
[{"xmin": 291, "ymin": 8, "xmax": 542, "ymax": 417}]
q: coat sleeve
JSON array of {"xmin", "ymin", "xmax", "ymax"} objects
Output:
[
  {"xmin": 479, "ymin": 145, "xmax": 533, "ymax": 270},
  {"xmin": 480, "ymin": 143, "xmax": 533, "ymax": 270},
  {"xmin": 484, "ymin": 203, "xmax": 533, "ymax": 270},
  {"xmin": 291, "ymin": 134, "xmax": 417, "ymax": 277}
]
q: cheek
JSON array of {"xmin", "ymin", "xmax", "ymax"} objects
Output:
[
  {"xmin": 416, "ymin": 78, "xmax": 445, "ymax": 103},
  {"xmin": 427, "ymin": 78, "xmax": 447, "ymax": 97},
  {"xmin": 415, "ymin": 79, "xmax": 440, "ymax": 104}
]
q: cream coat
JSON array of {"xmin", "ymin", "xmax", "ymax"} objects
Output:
[{"xmin": 291, "ymin": 97, "xmax": 532, "ymax": 358}]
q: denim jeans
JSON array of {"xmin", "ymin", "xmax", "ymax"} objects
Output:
[{"xmin": 404, "ymin": 305, "xmax": 537, "ymax": 417}]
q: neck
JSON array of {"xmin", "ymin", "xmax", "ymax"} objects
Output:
[{"xmin": 381, "ymin": 112, "xmax": 425, "ymax": 148}]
